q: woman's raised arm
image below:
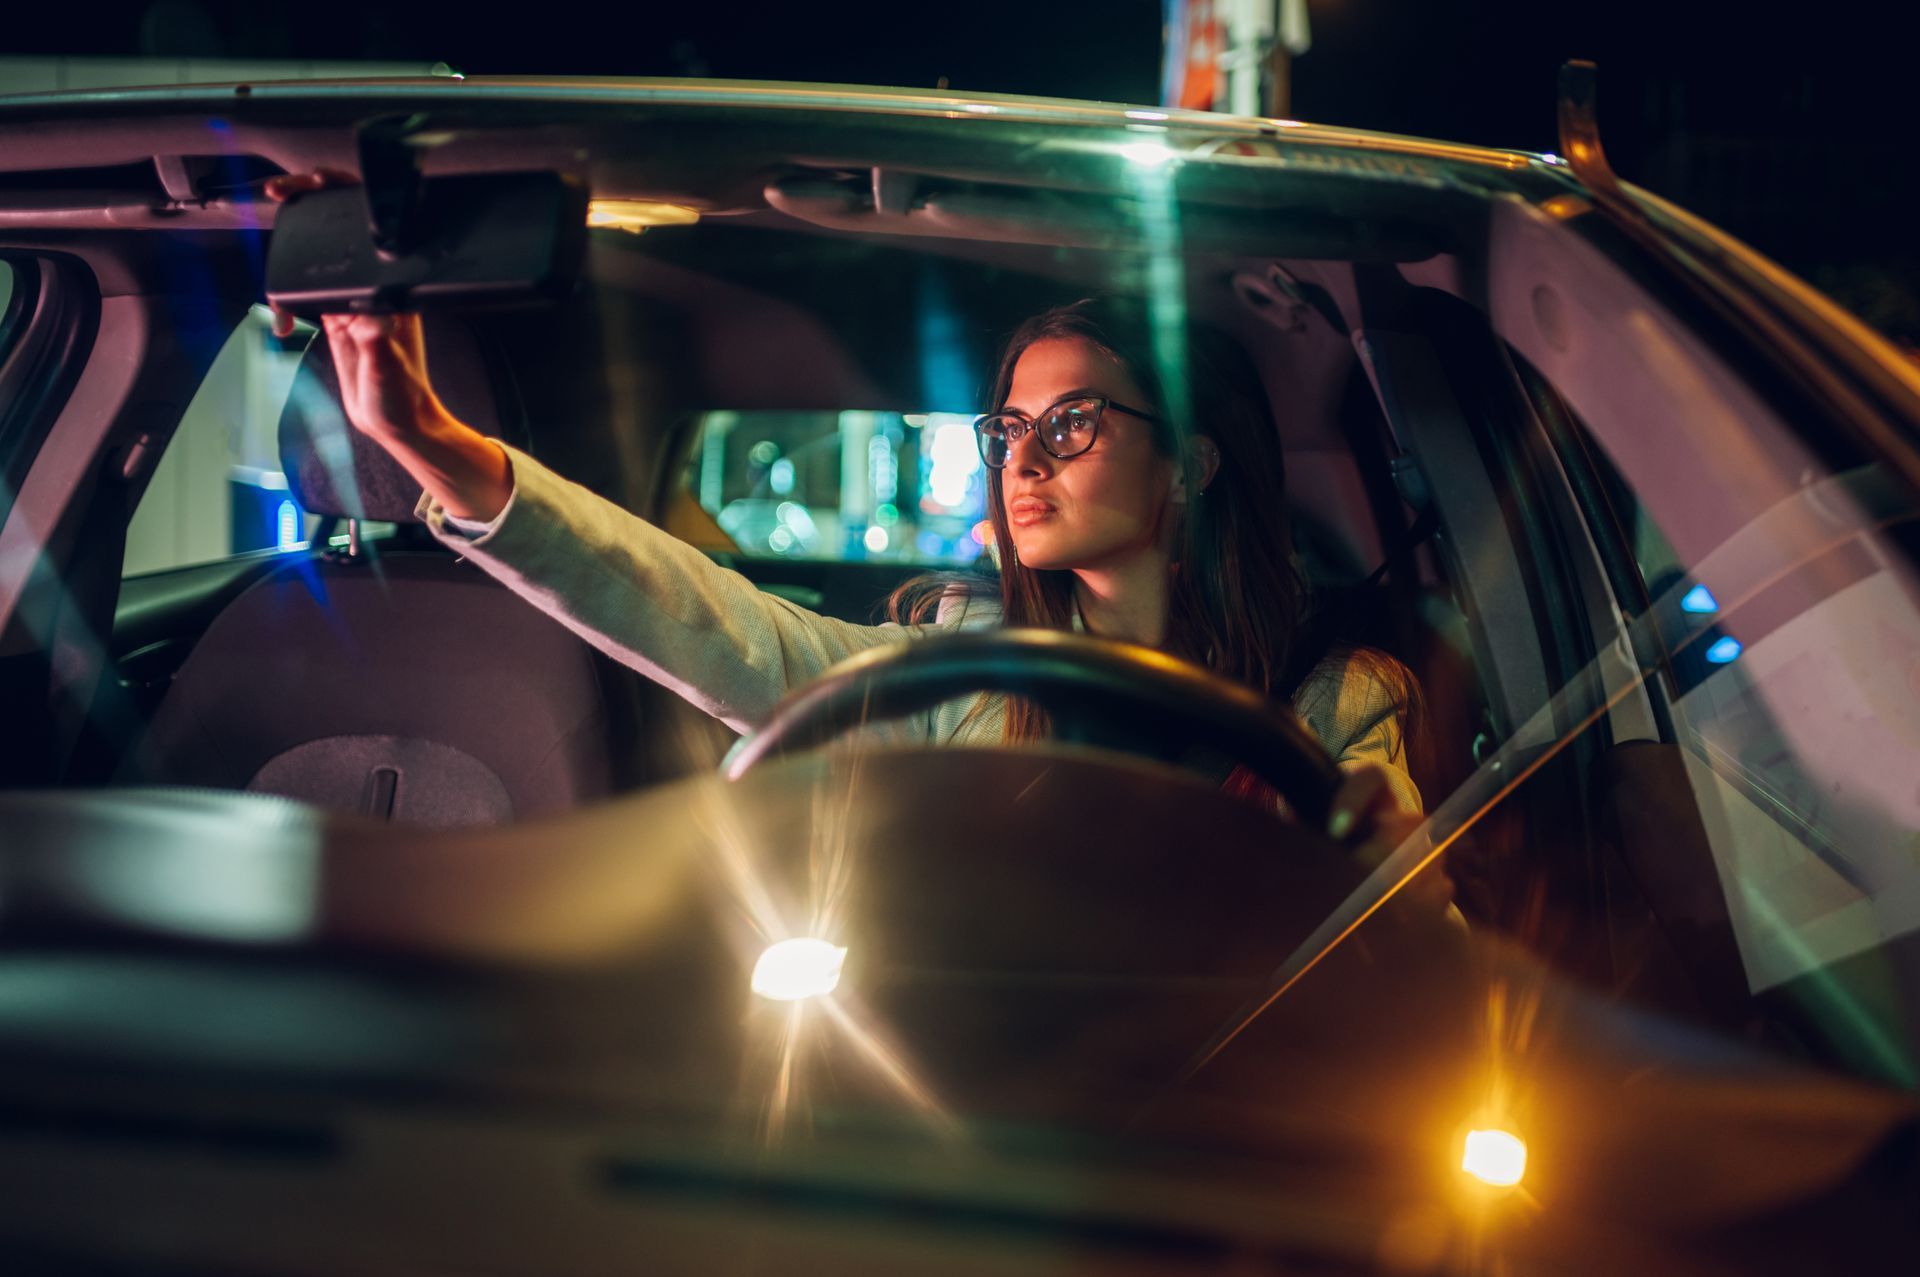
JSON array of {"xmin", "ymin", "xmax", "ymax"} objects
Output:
[{"xmin": 321, "ymin": 311, "xmax": 515, "ymax": 522}]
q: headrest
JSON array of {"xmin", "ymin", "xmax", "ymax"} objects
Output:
[{"xmin": 279, "ymin": 318, "xmax": 518, "ymax": 522}]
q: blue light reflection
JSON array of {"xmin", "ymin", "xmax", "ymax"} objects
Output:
[
  {"xmin": 1704, "ymin": 636, "xmax": 1743, "ymax": 665},
  {"xmin": 1681, "ymin": 585, "xmax": 1719, "ymax": 614}
]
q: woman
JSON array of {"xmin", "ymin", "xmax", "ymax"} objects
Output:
[
  {"xmin": 893, "ymin": 299, "xmax": 1422, "ymax": 821},
  {"xmin": 297, "ymin": 277, "xmax": 1430, "ymax": 887}
]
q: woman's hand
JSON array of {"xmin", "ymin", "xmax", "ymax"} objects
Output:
[
  {"xmin": 318, "ymin": 311, "xmax": 456, "ymax": 447},
  {"xmin": 264, "ymin": 170, "xmax": 446, "ymax": 444},
  {"xmin": 264, "ymin": 168, "xmax": 355, "ymax": 340},
  {"xmin": 263, "ymin": 170, "xmax": 513, "ymax": 522},
  {"xmin": 1327, "ymin": 764, "xmax": 1452, "ymax": 911}
]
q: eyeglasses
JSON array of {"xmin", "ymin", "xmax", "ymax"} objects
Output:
[{"xmin": 973, "ymin": 396, "xmax": 1163, "ymax": 469}]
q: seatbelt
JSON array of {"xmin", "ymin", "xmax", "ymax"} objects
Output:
[
  {"xmin": 1359, "ymin": 502, "xmax": 1440, "ymax": 590},
  {"xmin": 1357, "ymin": 449, "xmax": 1441, "ymax": 589}
]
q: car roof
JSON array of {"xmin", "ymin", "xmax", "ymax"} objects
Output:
[
  {"xmin": 0, "ymin": 74, "xmax": 1549, "ymax": 164},
  {"xmin": 0, "ymin": 75, "xmax": 1578, "ymax": 293},
  {"xmin": 0, "ymin": 75, "xmax": 1569, "ymax": 216},
  {"xmin": 2, "ymin": 75, "xmax": 1914, "ymax": 475}
]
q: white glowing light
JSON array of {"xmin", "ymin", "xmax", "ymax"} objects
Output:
[
  {"xmin": 1126, "ymin": 109, "xmax": 1170, "ymax": 121},
  {"xmin": 275, "ymin": 500, "xmax": 302, "ymax": 552},
  {"xmin": 863, "ymin": 525, "xmax": 890, "ymax": 554},
  {"xmin": 927, "ymin": 420, "xmax": 982, "ymax": 510},
  {"xmin": 752, "ymin": 938, "xmax": 848, "ymax": 1001},
  {"xmin": 1119, "ymin": 141, "xmax": 1175, "ymax": 167},
  {"xmin": 868, "ymin": 434, "xmax": 898, "ymax": 502},
  {"xmin": 776, "ymin": 501, "xmax": 816, "ymax": 539},
  {"xmin": 1462, "ymin": 1128, "xmax": 1527, "ymax": 1187}
]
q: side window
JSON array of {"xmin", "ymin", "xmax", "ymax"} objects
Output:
[
  {"xmin": 1542, "ymin": 372, "xmax": 1920, "ymax": 1079},
  {"xmin": 684, "ymin": 410, "xmax": 989, "ymax": 566},
  {"xmin": 121, "ymin": 306, "xmax": 343, "ymax": 577}
]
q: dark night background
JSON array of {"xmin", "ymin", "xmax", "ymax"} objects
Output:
[{"xmin": 8, "ymin": 0, "xmax": 1916, "ymax": 345}]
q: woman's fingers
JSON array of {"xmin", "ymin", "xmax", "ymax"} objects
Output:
[
  {"xmin": 1368, "ymin": 811, "xmax": 1453, "ymax": 909},
  {"xmin": 317, "ymin": 313, "xmax": 444, "ymax": 443},
  {"xmin": 378, "ymin": 312, "xmax": 428, "ymax": 369},
  {"xmin": 263, "ymin": 167, "xmax": 359, "ymax": 203},
  {"xmin": 263, "ymin": 172, "xmax": 326, "ymax": 203},
  {"xmin": 320, "ymin": 314, "xmax": 362, "ymax": 385},
  {"xmin": 322, "ymin": 315, "xmax": 385, "ymax": 433},
  {"xmin": 1328, "ymin": 764, "xmax": 1453, "ymax": 910},
  {"xmin": 267, "ymin": 175, "xmax": 449, "ymax": 449},
  {"xmin": 265, "ymin": 169, "xmax": 362, "ymax": 338},
  {"xmin": 1326, "ymin": 765, "xmax": 1391, "ymax": 843}
]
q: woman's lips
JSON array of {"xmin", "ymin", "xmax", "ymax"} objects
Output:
[{"xmin": 1008, "ymin": 497, "xmax": 1056, "ymax": 527}]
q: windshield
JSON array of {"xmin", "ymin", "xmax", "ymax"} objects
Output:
[{"xmin": 2, "ymin": 92, "xmax": 1919, "ymax": 1268}]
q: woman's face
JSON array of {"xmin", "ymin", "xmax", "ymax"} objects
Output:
[{"xmin": 997, "ymin": 337, "xmax": 1177, "ymax": 573}]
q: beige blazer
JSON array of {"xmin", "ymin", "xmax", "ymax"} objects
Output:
[{"xmin": 421, "ymin": 445, "xmax": 1421, "ymax": 815}]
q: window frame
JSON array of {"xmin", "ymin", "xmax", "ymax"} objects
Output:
[{"xmin": 0, "ymin": 254, "xmax": 102, "ymax": 532}]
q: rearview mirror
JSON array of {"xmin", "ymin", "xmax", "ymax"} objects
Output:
[{"xmin": 265, "ymin": 171, "xmax": 588, "ymax": 317}]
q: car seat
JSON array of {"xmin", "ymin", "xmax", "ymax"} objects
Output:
[{"xmin": 129, "ymin": 318, "xmax": 636, "ymax": 825}]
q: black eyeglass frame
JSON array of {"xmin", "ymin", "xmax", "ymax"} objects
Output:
[{"xmin": 973, "ymin": 395, "xmax": 1164, "ymax": 469}]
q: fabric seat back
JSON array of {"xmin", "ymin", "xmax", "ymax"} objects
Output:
[{"xmin": 132, "ymin": 317, "xmax": 624, "ymax": 825}]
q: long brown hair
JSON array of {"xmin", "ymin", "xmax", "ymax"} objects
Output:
[{"xmin": 892, "ymin": 298, "xmax": 1414, "ymax": 776}]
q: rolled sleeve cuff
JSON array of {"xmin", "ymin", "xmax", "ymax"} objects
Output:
[{"xmin": 415, "ymin": 454, "xmax": 521, "ymax": 545}]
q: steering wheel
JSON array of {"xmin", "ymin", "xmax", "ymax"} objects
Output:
[{"xmin": 724, "ymin": 630, "xmax": 1343, "ymax": 828}]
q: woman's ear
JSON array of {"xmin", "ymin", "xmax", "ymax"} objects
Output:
[{"xmin": 1171, "ymin": 435, "xmax": 1222, "ymax": 505}]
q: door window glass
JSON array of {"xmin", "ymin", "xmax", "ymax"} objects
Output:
[
  {"xmin": 1536, "ymin": 360, "xmax": 1920, "ymax": 1081},
  {"xmin": 122, "ymin": 305, "xmax": 336, "ymax": 576}
]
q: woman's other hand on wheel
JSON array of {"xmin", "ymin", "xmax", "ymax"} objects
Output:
[{"xmin": 1327, "ymin": 764, "xmax": 1453, "ymax": 911}]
